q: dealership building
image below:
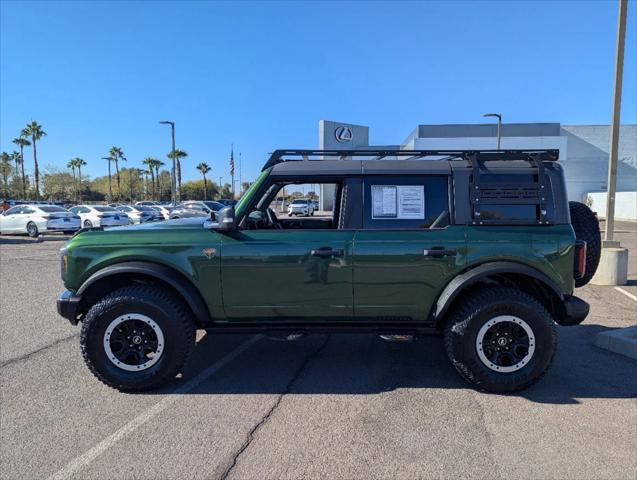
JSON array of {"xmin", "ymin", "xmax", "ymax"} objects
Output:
[{"xmin": 318, "ymin": 120, "xmax": 637, "ymax": 217}]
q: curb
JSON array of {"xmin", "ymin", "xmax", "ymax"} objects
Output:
[{"xmin": 595, "ymin": 326, "xmax": 637, "ymax": 360}]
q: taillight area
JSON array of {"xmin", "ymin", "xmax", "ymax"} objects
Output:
[{"xmin": 574, "ymin": 240, "xmax": 587, "ymax": 279}]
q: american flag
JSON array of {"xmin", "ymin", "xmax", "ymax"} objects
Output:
[{"xmin": 230, "ymin": 145, "xmax": 235, "ymax": 177}]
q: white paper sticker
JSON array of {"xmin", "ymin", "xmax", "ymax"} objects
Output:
[
  {"xmin": 398, "ymin": 185, "xmax": 425, "ymax": 219},
  {"xmin": 372, "ymin": 185, "xmax": 425, "ymax": 220},
  {"xmin": 372, "ymin": 186, "xmax": 397, "ymax": 218}
]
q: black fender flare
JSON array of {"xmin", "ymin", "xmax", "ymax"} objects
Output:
[
  {"xmin": 432, "ymin": 261, "xmax": 565, "ymax": 322},
  {"xmin": 77, "ymin": 261, "xmax": 210, "ymax": 324}
]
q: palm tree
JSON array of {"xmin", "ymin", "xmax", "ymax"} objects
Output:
[
  {"xmin": 143, "ymin": 157, "xmax": 158, "ymax": 200},
  {"xmin": 10, "ymin": 151, "xmax": 21, "ymax": 197},
  {"xmin": 168, "ymin": 149, "xmax": 188, "ymax": 201},
  {"xmin": 0, "ymin": 152, "xmax": 11, "ymax": 198},
  {"xmin": 101, "ymin": 156, "xmax": 113, "ymax": 200},
  {"xmin": 141, "ymin": 169, "xmax": 150, "ymax": 199},
  {"xmin": 67, "ymin": 159, "xmax": 77, "ymax": 202},
  {"xmin": 12, "ymin": 136, "xmax": 30, "ymax": 199},
  {"xmin": 22, "ymin": 121, "xmax": 46, "ymax": 201},
  {"xmin": 75, "ymin": 158, "xmax": 87, "ymax": 203},
  {"xmin": 196, "ymin": 162, "xmax": 211, "ymax": 200},
  {"xmin": 107, "ymin": 147, "xmax": 126, "ymax": 201},
  {"xmin": 154, "ymin": 160, "xmax": 165, "ymax": 201}
]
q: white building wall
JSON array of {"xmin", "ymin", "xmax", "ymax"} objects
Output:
[{"xmin": 587, "ymin": 192, "xmax": 637, "ymax": 220}]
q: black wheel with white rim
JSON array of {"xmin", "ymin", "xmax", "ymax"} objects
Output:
[
  {"xmin": 80, "ymin": 285, "xmax": 195, "ymax": 391},
  {"xmin": 26, "ymin": 221, "xmax": 39, "ymax": 238},
  {"xmin": 84, "ymin": 219, "xmax": 93, "ymax": 228},
  {"xmin": 444, "ymin": 287, "xmax": 556, "ymax": 393}
]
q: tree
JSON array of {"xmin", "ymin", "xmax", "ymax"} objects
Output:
[
  {"xmin": 10, "ymin": 151, "xmax": 21, "ymax": 197},
  {"xmin": 12, "ymin": 136, "xmax": 30, "ymax": 199},
  {"xmin": 167, "ymin": 149, "xmax": 188, "ymax": 201},
  {"xmin": 101, "ymin": 156, "xmax": 114, "ymax": 200},
  {"xmin": 143, "ymin": 157, "xmax": 159, "ymax": 200},
  {"xmin": 154, "ymin": 161, "xmax": 166, "ymax": 200},
  {"xmin": 74, "ymin": 158, "xmax": 87, "ymax": 202},
  {"xmin": 0, "ymin": 152, "xmax": 11, "ymax": 198},
  {"xmin": 108, "ymin": 147, "xmax": 126, "ymax": 201},
  {"xmin": 307, "ymin": 191, "xmax": 318, "ymax": 200},
  {"xmin": 67, "ymin": 159, "xmax": 77, "ymax": 201},
  {"xmin": 196, "ymin": 162, "xmax": 211, "ymax": 200},
  {"xmin": 22, "ymin": 121, "xmax": 46, "ymax": 201}
]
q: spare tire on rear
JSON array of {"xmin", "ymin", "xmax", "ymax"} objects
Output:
[{"xmin": 569, "ymin": 201, "xmax": 601, "ymax": 287}]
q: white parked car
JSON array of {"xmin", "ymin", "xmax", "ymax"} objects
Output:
[
  {"xmin": 288, "ymin": 199, "xmax": 315, "ymax": 216},
  {"xmin": 69, "ymin": 205, "xmax": 130, "ymax": 228},
  {"xmin": 0, "ymin": 204, "xmax": 81, "ymax": 237}
]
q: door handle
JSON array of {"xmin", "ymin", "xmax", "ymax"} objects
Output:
[
  {"xmin": 311, "ymin": 248, "xmax": 344, "ymax": 258},
  {"xmin": 423, "ymin": 248, "xmax": 457, "ymax": 257}
]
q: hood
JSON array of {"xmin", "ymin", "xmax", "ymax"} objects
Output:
[{"xmin": 108, "ymin": 217, "xmax": 207, "ymax": 231}]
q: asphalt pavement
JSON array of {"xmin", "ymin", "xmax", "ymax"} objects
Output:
[{"xmin": 1, "ymin": 225, "xmax": 636, "ymax": 480}]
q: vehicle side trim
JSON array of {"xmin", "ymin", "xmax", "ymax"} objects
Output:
[
  {"xmin": 432, "ymin": 261, "xmax": 564, "ymax": 321},
  {"xmin": 77, "ymin": 261, "xmax": 210, "ymax": 324}
]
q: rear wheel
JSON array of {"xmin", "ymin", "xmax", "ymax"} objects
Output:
[
  {"xmin": 80, "ymin": 285, "xmax": 195, "ymax": 391},
  {"xmin": 444, "ymin": 287, "xmax": 556, "ymax": 393},
  {"xmin": 83, "ymin": 219, "xmax": 93, "ymax": 228},
  {"xmin": 569, "ymin": 201, "xmax": 601, "ymax": 287},
  {"xmin": 26, "ymin": 221, "xmax": 39, "ymax": 238}
]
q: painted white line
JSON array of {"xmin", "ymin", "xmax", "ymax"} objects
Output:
[
  {"xmin": 2, "ymin": 252, "xmax": 58, "ymax": 260},
  {"xmin": 47, "ymin": 335, "xmax": 261, "ymax": 480},
  {"xmin": 615, "ymin": 286, "xmax": 637, "ymax": 302}
]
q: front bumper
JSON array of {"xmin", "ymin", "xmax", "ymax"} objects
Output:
[
  {"xmin": 558, "ymin": 295, "xmax": 590, "ymax": 326},
  {"xmin": 57, "ymin": 290, "xmax": 82, "ymax": 325}
]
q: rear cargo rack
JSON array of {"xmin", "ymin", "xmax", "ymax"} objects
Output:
[{"xmin": 263, "ymin": 149, "xmax": 559, "ymax": 226}]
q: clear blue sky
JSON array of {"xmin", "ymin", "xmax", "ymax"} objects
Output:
[{"xmin": 1, "ymin": 0, "xmax": 635, "ymax": 184}]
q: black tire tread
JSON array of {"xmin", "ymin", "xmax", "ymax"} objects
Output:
[
  {"xmin": 444, "ymin": 286, "xmax": 557, "ymax": 393},
  {"xmin": 569, "ymin": 201, "xmax": 601, "ymax": 287},
  {"xmin": 80, "ymin": 284, "xmax": 195, "ymax": 392}
]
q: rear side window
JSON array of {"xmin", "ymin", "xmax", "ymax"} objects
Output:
[{"xmin": 362, "ymin": 176, "xmax": 449, "ymax": 229}]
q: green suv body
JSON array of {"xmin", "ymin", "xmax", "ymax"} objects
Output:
[{"xmin": 57, "ymin": 149, "xmax": 594, "ymax": 392}]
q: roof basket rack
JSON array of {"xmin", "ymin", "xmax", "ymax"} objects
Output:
[
  {"xmin": 262, "ymin": 149, "xmax": 558, "ymax": 170},
  {"xmin": 466, "ymin": 151, "xmax": 559, "ymax": 226}
]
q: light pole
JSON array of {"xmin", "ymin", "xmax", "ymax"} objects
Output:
[
  {"xmin": 483, "ymin": 113, "xmax": 502, "ymax": 149},
  {"xmin": 159, "ymin": 121, "xmax": 176, "ymax": 204}
]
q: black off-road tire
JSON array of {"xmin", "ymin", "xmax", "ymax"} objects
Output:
[
  {"xmin": 569, "ymin": 201, "xmax": 601, "ymax": 287},
  {"xmin": 80, "ymin": 285, "xmax": 195, "ymax": 392},
  {"xmin": 444, "ymin": 287, "xmax": 557, "ymax": 393}
]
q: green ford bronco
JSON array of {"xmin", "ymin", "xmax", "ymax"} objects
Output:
[{"xmin": 57, "ymin": 149, "xmax": 600, "ymax": 393}]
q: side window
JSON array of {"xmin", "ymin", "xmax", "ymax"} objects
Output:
[
  {"xmin": 4, "ymin": 206, "xmax": 21, "ymax": 215},
  {"xmin": 362, "ymin": 176, "xmax": 449, "ymax": 229},
  {"xmin": 22, "ymin": 208, "xmax": 35, "ymax": 215}
]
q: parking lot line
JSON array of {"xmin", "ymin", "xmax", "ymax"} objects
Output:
[
  {"xmin": 615, "ymin": 286, "xmax": 637, "ymax": 302},
  {"xmin": 47, "ymin": 335, "xmax": 261, "ymax": 480},
  {"xmin": 2, "ymin": 252, "xmax": 59, "ymax": 260}
]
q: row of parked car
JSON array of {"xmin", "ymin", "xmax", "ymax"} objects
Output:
[{"xmin": 0, "ymin": 199, "xmax": 237, "ymax": 237}]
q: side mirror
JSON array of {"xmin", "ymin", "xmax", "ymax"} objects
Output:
[{"xmin": 215, "ymin": 206, "xmax": 236, "ymax": 231}]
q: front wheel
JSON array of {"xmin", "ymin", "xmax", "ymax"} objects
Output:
[
  {"xmin": 80, "ymin": 285, "xmax": 196, "ymax": 391},
  {"xmin": 444, "ymin": 287, "xmax": 556, "ymax": 393}
]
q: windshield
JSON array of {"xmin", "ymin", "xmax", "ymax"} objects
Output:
[
  {"xmin": 204, "ymin": 201, "xmax": 224, "ymax": 211},
  {"xmin": 94, "ymin": 206, "xmax": 117, "ymax": 212},
  {"xmin": 235, "ymin": 168, "xmax": 271, "ymax": 219},
  {"xmin": 136, "ymin": 205, "xmax": 153, "ymax": 211},
  {"xmin": 39, "ymin": 206, "xmax": 68, "ymax": 213},
  {"xmin": 292, "ymin": 199, "xmax": 307, "ymax": 204}
]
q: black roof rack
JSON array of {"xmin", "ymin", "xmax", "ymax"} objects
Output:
[{"xmin": 262, "ymin": 149, "xmax": 559, "ymax": 170}]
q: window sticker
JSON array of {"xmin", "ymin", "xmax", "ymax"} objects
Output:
[
  {"xmin": 372, "ymin": 186, "xmax": 397, "ymax": 218},
  {"xmin": 398, "ymin": 185, "xmax": 425, "ymax": 219},
  {"xmin": 372, "ymin": 185, "xmax": 425, "ymax": 220}
]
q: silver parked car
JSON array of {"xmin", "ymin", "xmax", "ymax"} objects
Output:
[
  {"xmin": 0, "ymin": 204, "xmax": 81, "ymax": 237},
  {"xmin": 169, "ymin": 201, "xmax": 224, "ymax": 219},
  {"xmin": 288, "ymin": 199, "xmax": 315, "ymax": 216},
  {"xmin": 69, "ymin": 205, "xmax": 130, "ymax": 228},
  {"xmin": 115, "ymin": 205, "xmax": 163, "ymax": 224}
]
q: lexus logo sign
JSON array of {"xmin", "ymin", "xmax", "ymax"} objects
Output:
[{"xmin": 334, "ymin": 126, "xmax": 353, "ymax": 143}]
